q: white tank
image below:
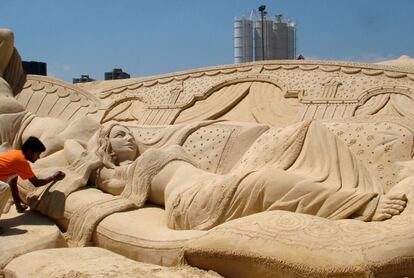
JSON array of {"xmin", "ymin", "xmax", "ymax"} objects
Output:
[
  {"xmin": 234, "ymin": 17, "xmax": 253, "ymax": 63},
  {"xmin": 287, "ymin": 22, "xmax": 296, "ymax": 59},
  {"xmin": 269, "ymin": 26, "xmax": 278, "ymax": 59},
  {"xmin": 272, "ymin": 15, "xmax": 296, "ymax": 59},
  {"xmin": 265, "ymin": 19, "xmax": 276, "ymax": 60},
  {"xmin": 236, "ymin": 11, "xmax": 296, "ymax": 62},
  {"xmin": 254, "ymin": 18, "xmax": 274, "ymax": 61},
  {"xmin": 273, "ymin": 21, "xmax": 287, "ymax": 59}
]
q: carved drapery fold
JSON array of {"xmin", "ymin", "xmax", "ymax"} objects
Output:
[{"xmin": 355, "ymin": 93, "xmax": 414, "ymax": 117}]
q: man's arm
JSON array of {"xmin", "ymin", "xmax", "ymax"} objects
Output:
[
  {"xmin": 29, "ymin": 171, "xmax": 65, "ymax": 187},
  {"xmin": 8, "ymin": 176, "xmax": 26, "ymax": 212},
  {"xmin": 9, "ymin": 171, "xmax": 65, "ymax": 213}
]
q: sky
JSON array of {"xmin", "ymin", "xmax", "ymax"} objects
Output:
[{"xmin": 1, "ymin": 0, "xmax": 413, "ymax": 82}]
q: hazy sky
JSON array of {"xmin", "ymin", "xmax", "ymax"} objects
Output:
[{"xmin": 2, "ymin": 0, "xmax": 413, "ymax": 82}]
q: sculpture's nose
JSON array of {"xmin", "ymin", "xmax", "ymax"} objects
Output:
[{"xmin": 126, "ymin": 133, "xmax": 134, "ymax": 143}]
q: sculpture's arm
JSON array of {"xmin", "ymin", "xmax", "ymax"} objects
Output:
[
  {"xmin": 97, "ymin": 166, "xmax": 127, "ymax": 196},
  {"xmin": 22, "ymin": 116, "xmax": 100, "ymax": 157},
  {"xmin": 62, "ymin": 139, "xmax": 127, "ymax": 195},
  {"xmin": 64, "ymin": 139, "xmax": 88, "ymax": 165}
]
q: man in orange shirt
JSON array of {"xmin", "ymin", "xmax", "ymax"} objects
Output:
[{"xmin": 0, "ymin": 136, "xmax": 65, "ymax": 232}]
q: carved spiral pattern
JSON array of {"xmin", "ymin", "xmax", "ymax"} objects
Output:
[
  {"xmin": 336, "ymin": 221, "xmax": 383, "ymax": 244},
  {"xmin": 218, "ymin": 209, "xmax": 414, "ymax": 251},
  {"xmin": 260, "ymin": 213, "xmax": 310, "ymax": 232},
  {"xmin": 303, "ymin": 220, "xmax": 340, "ymax": 239}
]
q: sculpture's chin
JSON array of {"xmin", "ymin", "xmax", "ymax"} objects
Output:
[{"xmin": 116, "ymin": 151, "xmax": 138, "ymax": 165}]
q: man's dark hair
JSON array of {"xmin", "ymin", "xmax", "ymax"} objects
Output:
[{"xmin": 21, "ymin": 136, "xmax": 46, "ymax": 153}]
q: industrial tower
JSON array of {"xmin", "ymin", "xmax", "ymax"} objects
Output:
[{"xmin": 234, "ymin": 9, "xmax": 296, "ymax": 63}]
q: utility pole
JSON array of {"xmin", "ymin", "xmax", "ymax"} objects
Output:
[{"xmin": 258, "ymin": 5, "xmax": 267, "ymax": 61}]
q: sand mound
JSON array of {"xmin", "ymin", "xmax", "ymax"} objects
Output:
[{"xmin": 375, "ymin": 55, "xmax": 414, "ymax": 70}]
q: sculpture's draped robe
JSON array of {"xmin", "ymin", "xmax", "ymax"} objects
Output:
[{"xmin": 166, "ymin": 121, "xmax": 381, "ymax": 230}]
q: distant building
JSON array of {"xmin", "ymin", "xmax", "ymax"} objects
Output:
[
  {"xmin": 22, "ymin": 61, "xmax": 47, "ymax": 76},
  {"xmin": 234, "ymin": 17, "xmax": 254, "ymax": 63},
  {"xmin": 73, "ymin": 74, "xmax": 95, "ymax": 84},
  {"xmin": 104, "ymin": 68, "xmax": 130, "ymax": 80},
  {"xmin": 234, "ymin": 11, "xmax": 296, "ymax": 63}
]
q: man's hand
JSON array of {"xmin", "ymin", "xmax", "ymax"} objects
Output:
[
  {"xmin": 15, "ymin": 203, "xmax": 28, "ymax": 213},
  {"xmin": 53, "ymin": 171, "xmax": 65, "ymax": 181},
  {"xmin": 8, "ymin": 176, "xmax": 28, "ymax": 213}
]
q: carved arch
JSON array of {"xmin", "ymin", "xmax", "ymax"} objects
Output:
[
  {"xmin": 355, "ymin": 86, "xmax": 414, "ymax": 117},
  {"xmin": 357, "ymin": 86, "xmax": 414, "ymax": 104},
  {"xmin": 101, "ymin": 96, "xmax": 146, "ymax": 124},
  {"xmin": 175, "ymin": 74, "xmax": 300, "ymax": 126},
  {"xmin": 188, "ymin": 74, "xmax": 290, "ymax": 107}
]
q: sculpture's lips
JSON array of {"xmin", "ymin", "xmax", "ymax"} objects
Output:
[{"xmin": 125, "ymin": 143, "xmax": 136, "ymax": 149}]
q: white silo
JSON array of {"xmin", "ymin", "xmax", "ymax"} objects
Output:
[
  {"xmin": 254, "ymin": 17, "xmax": 274, "ymax": 61},
  {"xmin": 265, "ymin": 18, "xmax": 276, "ymax": 59},
  {"xmin": 287, "ymin": 21, "xmax": 296, "ymax": 59},
  {"xmin": 273, "ymin": 14, "xmax": 288, "ymax": 59},
  {"xmin": 268, "ymin": 22, "xmax": 278, "ymax": 59},
  {"xmin": 235, "ymin": 8, "xmax": 297, "ymax": 62},
  {"xmin": 234, "ymin": 16, "xmax": 253, "ymax": 63}
]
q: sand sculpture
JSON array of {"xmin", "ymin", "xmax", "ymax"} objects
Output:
[{"xmin": 2, "ymin": 28, "xmax": 414, "ymax": 277}]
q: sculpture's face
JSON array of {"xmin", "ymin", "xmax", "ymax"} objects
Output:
[{"xmin": 109, "ymin": 125, "xmax": 138, "ymax": 164}]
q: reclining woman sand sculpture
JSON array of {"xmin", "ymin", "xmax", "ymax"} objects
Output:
[
  {"xmin": 3, "ymin": 28, "xmax": 414, "ymax": 276},
  {"xmin": 0, "ymin": 83, "xmax": 408, "ymax": 245},
  {"xmin": 0, "ymin": 27, "xmax": 407, "ymax": 244},
  {"xmin": 101, "ymin": 121, "xmax": 407, "ymax": 229},
  {"xmin": 25, "ymin": 120, "xmax": 407, "ymax": 241}
]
